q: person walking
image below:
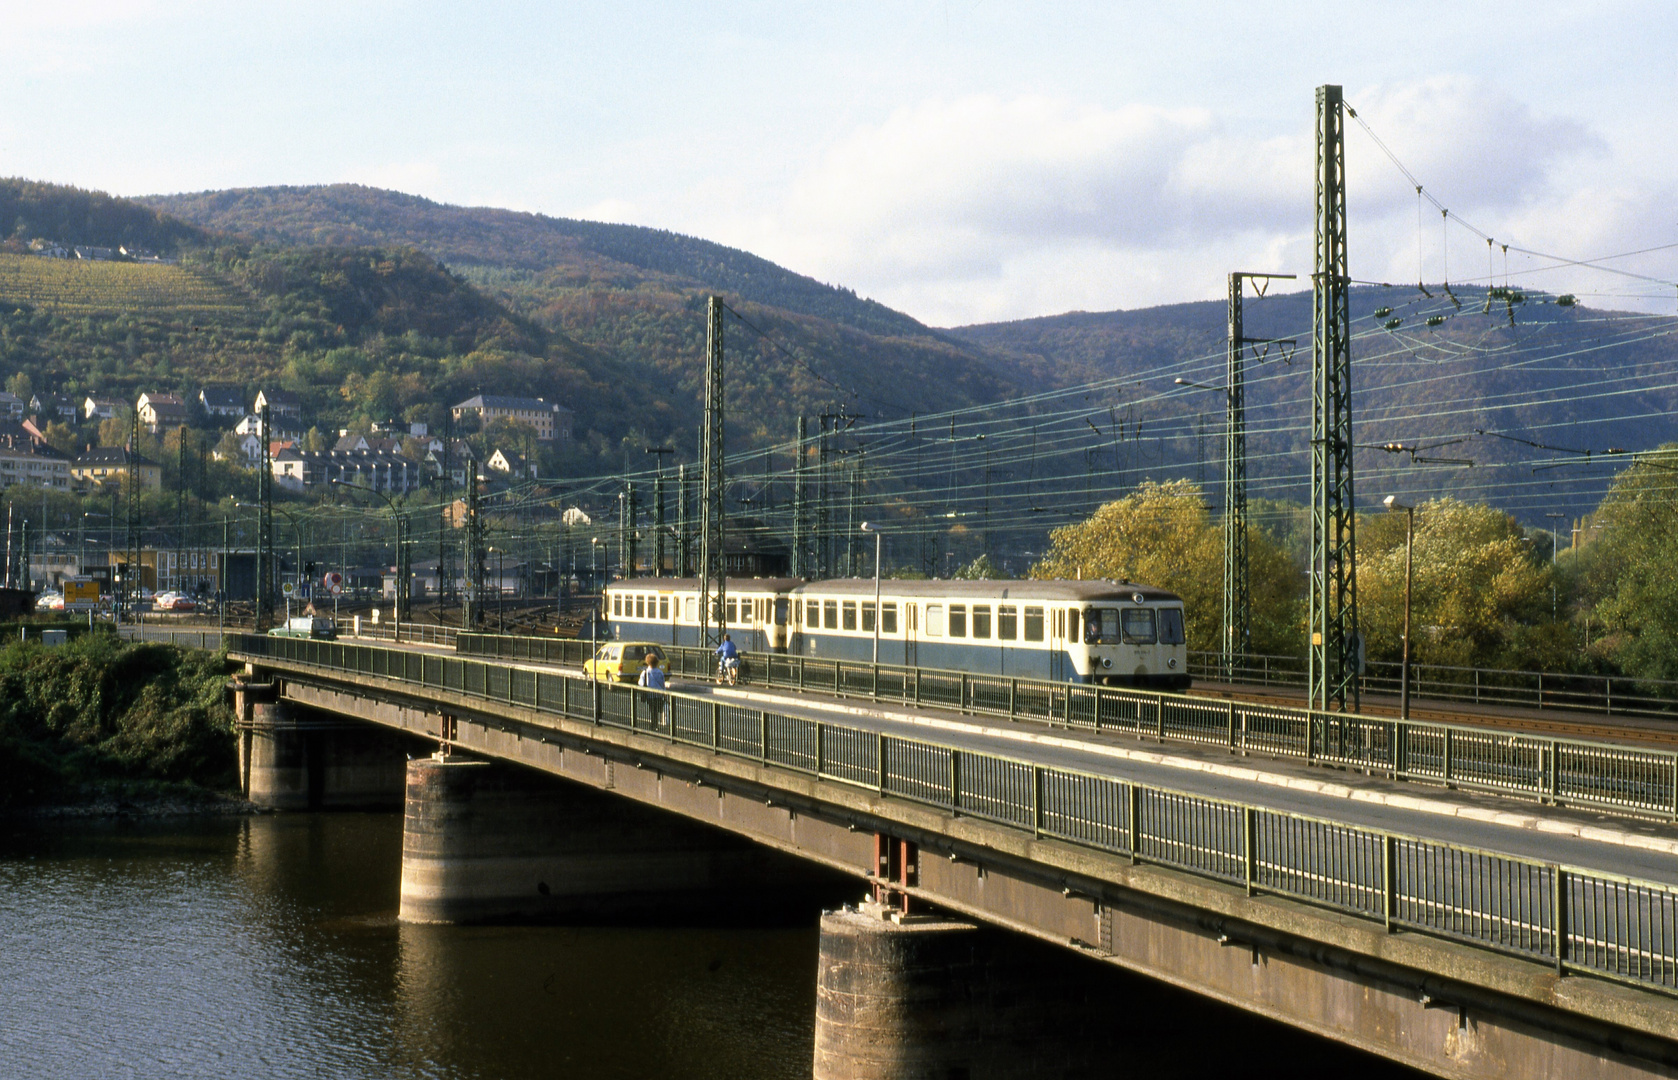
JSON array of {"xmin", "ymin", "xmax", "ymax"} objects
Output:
[{"xmin": 637, "ymin": 652, "xmax": 667, "ymax": 727}]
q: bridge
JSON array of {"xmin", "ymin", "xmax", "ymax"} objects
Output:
[{"xmin": 222, "ymin": 630, "xmax": 1678, "ymax": 1080}]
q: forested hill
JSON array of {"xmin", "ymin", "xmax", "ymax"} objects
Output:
[
  {"xmin": 139, "ymin": 184, "xmax": 933, "ymax": 341},
  {"xmin": 1, "ymin": 179, "xmax": 204, "ymax": 254}
]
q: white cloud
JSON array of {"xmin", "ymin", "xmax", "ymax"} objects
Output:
[{"xmin": 718, "ymin": 79, "xmax": 1644, "ymax": 326}]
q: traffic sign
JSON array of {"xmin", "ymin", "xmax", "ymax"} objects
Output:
[
  {"xmin": 323, "ymin": 571, "xmax": 343, "ymax": 589},
  {"xmin": 282, "ymin": 582, "xmax": 295, "ymax": 596},
  {"xmin": 330, "ymin": 584, "xmax": 343, "ymax": 596}
]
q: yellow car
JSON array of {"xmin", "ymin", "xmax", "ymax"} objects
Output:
[{"xmin": 584, "ymin": 642, "xmax": 670, "ymax": 682}]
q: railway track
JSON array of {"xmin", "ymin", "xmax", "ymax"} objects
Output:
[{"xmin": 1187, "ymin": 680, "xmax": 1678, "ymax": 748}]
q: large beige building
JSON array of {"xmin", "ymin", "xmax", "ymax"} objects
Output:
[
  {"xmin": 72, "ymin": 447, "xmax": 162, "ymax": 491},
  {"xmin": 450, "ymin": 394, "xmax": 573, "ymax": 442}
]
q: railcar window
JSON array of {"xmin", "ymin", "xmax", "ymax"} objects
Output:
[
  {"xmin": 882, "ymin": 603, "xmax": 898, "ymax": 634},
  {"xmin": 684, "ymin": 598, "xmax": 695, "ymax": 621},
  {"xmin": 1068, "ymin": 608, "xmax": 1079, "ymax": 642},
  {"xmin": 925, "ymin": 604, "xmax": 945, "ymax": 637},
  {"xmin": 824, "ymin": 600, "xmax": 838, "ymax": 630},
  {"xmin": 635, "ymin": 596, "xmax": 645, "ymax": 619},
  {"xmin": 949, "ymin": 604, "xmax": 966, "ymax": 638},
  {"xmin": 1158, "ymin": 607, "xmax": 1185, "ymax": 645},
  {"xmin": 659, "ymin": 597, "xmax": 669, "ymax": 620},
  {"xmin": 1122, "ymin": 608, "xmax": 1157, "ymax": 644},
  {"xmin": 612, "ymin": 595, "xmax": 622, "ymax": 616},
  {"xmin": 998, "ymin": 604, "xmax": 1017, "ymax": 640},
  {"xmin": 1024, "ymin": 606, "xmax": 1045, "ymax": 642},
  {"xmin": 842, "ymin": 601, "xmax": 857, "ymax": 631},
  {"xmin": 972, "ymin": 605, "xmax": 991, "ymax": 639},
  {"xmin": 1052, "ymin": 609, "xmax": 1063, "ymax": 638},
  {"xmin": 862, "ymin": 602, "xmax": 875, "ymax": 633},
  {"xmin": 727, "ymin": 597, "xmax": 738, "ymax": 624}
]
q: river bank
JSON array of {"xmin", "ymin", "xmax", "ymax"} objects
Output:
[{"xmin": 0, "ymin": 632, "xmax": 239, "ymax": 812}]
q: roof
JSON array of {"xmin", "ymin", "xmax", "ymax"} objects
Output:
[
  {"xmin": 199, "ymin": 385, "xmax": 243, "ymax": 407},
  {"xmin": 608, "ymin": 577, "xmax": 807, "ymax": 593},
  {"xmin": 792, "ymin": 578, "xmax": 1183, "ymax": 602},
  {"xmin": 138, "ymin": 392, "xmax": 185, "ymax": 406},
  {"xmin": 255, "ymin": 388, "xmax": 302, "ymax": 406},
  {"xmin": 0, "ymin": 434, "xmax": 67, "ymax": 460},
  {"xmin": 75, "ymin": 446, "xmax": 158, "ymax": 468},
  {"xmin": 451, "ymin": 394, "xmax": 570, "ymax": 413}
]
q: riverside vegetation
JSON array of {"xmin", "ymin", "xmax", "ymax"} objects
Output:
[{"xmin": 0, "ymin": 633, "xmax": 237, "ymax": 810}]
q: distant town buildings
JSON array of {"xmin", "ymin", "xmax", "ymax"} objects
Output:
[
  {"xmin": 450, "ymin": 394, "xmax": 573, "ymax": 442},
  {"xmin": 198, "ymin": 385, "xmax": 244, "ymax": 419},
  {"xmin": 136, "ymin": 392, "xmax": 190, "ymax": 434},
  {"xmin": 0, "ymin": 433, "xmax": 70, "ymax": 490},
  {"xmin": 71, "ymin": 446, "xmax": 162, "ymax": 491}
]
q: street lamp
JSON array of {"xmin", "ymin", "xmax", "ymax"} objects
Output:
[
  {"xmin": 861, "ymin": 521, "xmax": 883, "ymax": 665},
  {"xmin": 590, "ymin": 537, "xmax": 603, "ymax": 658},
  {"xmin": 1382, "ymin": 495, "xmax": 1415, "ymax": 720}
]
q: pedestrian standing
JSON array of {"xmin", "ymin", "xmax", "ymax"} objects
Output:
[{"xmin": 637, "ymin": 652, "xmax": 667, "ymax": 727}]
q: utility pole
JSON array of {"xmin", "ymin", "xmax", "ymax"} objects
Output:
[
  {"xmin": 698, "ymin": 295, "xmax": 726, "ymax": 647},
  {"xmin": 175, "ymin": 426, "xmax": 188, "ymax": 595},
  {"xmin": 1310, "ymin": 83, "xmax": 1360, "ymax": 713},
  {"xmin": 439, "ymin": 411, "xmax": 455, "ymax": 606},
  {"xmin": 1224, "ymin": 270, "xmax": 1297, "ymax": 681},
  {"xmin": 125, "ymin": 406, "xmax": 143, "ymax": 621},
  {"xmin": 792, "ymin": 416, "xmax": 809, "ymax": 578},
  {"xmin": 463, "ymin": 463, "xmax": 484, "ymax": 627},
  {"xmin": 647, "ymin": 446, "xmax": 672, "ymax": 574},
  {"xmin": 620, "ymin": 481, "xmax": 638, "ymax": 579},
  {"xmin": 676, "ymin": 463, "xmax": 691, "ymax": 577},
  {"xmin": 257, "ymin": 405, "xmax": 275, "ymax": 629}
]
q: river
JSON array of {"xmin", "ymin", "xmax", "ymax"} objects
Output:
[{"xmin": 1, "ymin": 813, "xmax": 1421, "ymax": 1079}]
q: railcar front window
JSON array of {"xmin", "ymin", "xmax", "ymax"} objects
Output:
[
  {"xmin": 1089, "ymin": 608, "xmax": 1120, "ymax": 644},
  {"xmin": 1122, "ymin": 608, "xmax": 1157, "ymax": 644},
  {"xmin": 1158, "ymin": 607, "xmax": 1185, "ymax": 645},
  {"xmin": 775, "ymin": 598, "xmax": 788, "ymax": 625}
]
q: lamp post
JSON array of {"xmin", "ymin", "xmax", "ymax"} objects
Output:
[
  {"xmin": 590, "ymin": 537, "xmax": 603, "ymax": 658},
  {"xmin": 1383, "ymin": 496, "xmax": 1415, "ymax": 720},
  {"xmin": 860, "ymin": 521, "xmax": 883, "ymax": 665}
]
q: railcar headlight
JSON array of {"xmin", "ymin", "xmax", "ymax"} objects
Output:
[
  {"xmin": 1167, "ymin": 658, "xmax": 1177, "ymax": 669},
  {"xmin": 1101, "ymin": 657, "xmax": 1112, "ymax": 668}
]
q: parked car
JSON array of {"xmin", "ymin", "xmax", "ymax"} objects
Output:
[
  {"xmin": 36, "ymin": 592, "xmax": 64, "ymax": 611},
  {"xmin": 583, "ymin": 642, "xmax": 669, "ymax": 682}
]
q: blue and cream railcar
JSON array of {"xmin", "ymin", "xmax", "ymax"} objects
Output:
[
  {"xmin": 604, "ymin": 577, "xmax": 799, "ymax": 654},
  {"xmin": 788, "ymin": 579, "xmax": 1188, "ymax": 689}
]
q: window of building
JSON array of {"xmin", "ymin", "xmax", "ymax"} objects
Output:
[
  {"xmin": 998, "ymin": 605, "xmax": 1017, "ymax": 640},
  {"xmin": 972, "ymin": 605, "xmax": 991, "ymax": 639},
  {"xmin": 1024, "ymin": 606, "xmax": 1045, "ymax": 642},
  {"xmin": 842, "ymin": 601, "xmax": 857, "ymax": 631},
  {"xmin": 824, "ymin": 599, "xmax": 838, "ymax": 630},
  {"xmin": 882, "ymin": 603, "xmax": 898, "ymax": 634},
  {"xmin": 925, "ymin": 604, "xmax": 945, "ymax": 637},
  {"xmin": 948, "ymin": 604, "xmax": 966, "ymax": 638}
]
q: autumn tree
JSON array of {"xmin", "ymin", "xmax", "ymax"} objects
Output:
[
  {"xmin": 1578, "ymin": 453, "xmax": 1678, "ymax": 680},
  {"xmin": 1030, "ymin": 479, "xmax": 1302, "ymax": 655},
  {"xmin": 1357, "ymin": 497, "xmax": 1557, "ymax": 670}
]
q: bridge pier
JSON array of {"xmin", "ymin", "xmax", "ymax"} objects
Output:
[
  {"xmin": 813, "ymin": 903, "xmax": 1120, "ymax": 1080},
  {"xmin": 232, "ymin": 680, "xmax": 412, "ymax": 810},
  {"xmin": 398, "ymin": 755, "xmax": 841, "ymax": 925}
]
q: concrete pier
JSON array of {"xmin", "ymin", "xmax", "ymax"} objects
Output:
[
  {"xmin": 398, "ymin": 755, "xmax": 842, "ymax": 924},
  {"xmin": 812, "ymin": 904, "xmax": 1120, "ymax": 1080},
  {"xmin": 233, "ymin": 682, "xmax": 412, "ymax": 810}
]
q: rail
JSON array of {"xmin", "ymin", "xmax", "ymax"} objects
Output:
[
  {"xmin": 228, "ymin": 631, "xmax": 1678, "ymax": 998},
  {"xmin": 453, "ymin": 632, "xmax": 1678, "ymax": 824},
  {"xmin": 1190, "ymin": 651, "xmax": 1678, "ymax": 720}
]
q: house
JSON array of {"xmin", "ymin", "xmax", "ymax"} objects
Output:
[
  {"xmin": 235, "ymin": 413, "xmax": 299, "ymax": 441},
  {"xmin": 29, "ymin": 394, "xmax": 79, "ymax": 422},
  {"xmin": 0, "ymin": 434, "xmax": 71, "ymax": 490},
  {"xmin": 486, "ymin": 448, "xmax": 536, "ymax": 479},
  {"xmin": 332, "ymin": 431, "xmax": 403, "ymax": 454},
  {"xmin": 136, "ymin": 392, "xmax": 190, "ymax": 434},
  {"xmin": 0, "ymin": 392, "xmax": 24, "ymax": 420},
  {"xmin": 72, "ymin": 245, "xmax": 115, "ymax": 261},
  {"xmin": 211, "ymin": 432, "xmax": 265, "ymax": 466},
  {"xmin": 253, "ymin": 389, "xmax": 303, "ymax": 423},
  {"xmin": 71, "ymin": 446, "xmax": 162, "ymax": 491},
  {"xmin": 449, "ymin": 394, "xmax": 573, "ymax": 442},
  {"xmin": 84, "ymin": 396, "xmax": 122, "ymax": 421},
  {"xmin": 198, "ymin": 385, "xmax": 244, "ymax": 419},
  {"xmin": 424, "ymin": 440, "xmax": 478, "ymax": 486},
  {"xmin": 270, "ymin": 447, "xmax": 421, "ymax": 495},
  {"xmin": 270, "ymin": 445, "xmax": 308, "ymax": 491}
]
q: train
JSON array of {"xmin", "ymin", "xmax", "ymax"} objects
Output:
[{"xmin": 602, "ymin": 576, "xmax": 1189, "ymax": 689}]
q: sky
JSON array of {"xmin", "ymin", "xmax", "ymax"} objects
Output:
[{"xmin": 2, "ymin": 1, "xmax": 1675, "ymax": 327}]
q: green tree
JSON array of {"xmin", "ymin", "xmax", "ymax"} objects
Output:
[
  {"xmin": 1579, "ymin": 454, "xmax": 1678, "ymax": 679},
  {"xmin": 1030, "ymin": 479, "xmax": 1302, "ymax": 655},
  {"xmin": 1358, "ymin": 497, "xmax": 1556, "ymax": 670},
  {"xmin": 953, "ymin": 553, "xmax": 1004, "ymax": 580}
]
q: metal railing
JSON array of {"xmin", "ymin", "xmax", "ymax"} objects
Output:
[
  {"xmin": 229, "ymin": 631, "xmax": 1678, "ymax": 997},
  {"xmin": 1190, "ymin": 651, "xmax": 1678, "ymax": 719},
  {"xmin": 453, "ymin": 632, "xmax": 1678, "ymax": 824}
]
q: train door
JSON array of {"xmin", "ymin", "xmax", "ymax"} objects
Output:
[
  {"xmin": 1050, "ymin": 608, "xmax": 1066, "ymax": 681},
  {"xmin": 904, "ymin": 602, "xmax": 918, "ymax": 667}
]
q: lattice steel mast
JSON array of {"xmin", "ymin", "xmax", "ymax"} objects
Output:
[
  {"xmin": 1310, "ymin": 84, "xmax": 1360, "ymax": 712},
  {"xmin": 698, "ymin": 296, "xmax": 726, "ymax": 647}
]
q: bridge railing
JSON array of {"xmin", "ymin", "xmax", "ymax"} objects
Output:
[
  {"xmin": 230, "ymin": 631, "xmax": 1678, "ymax": 997},
  {"xmin": 1188, "ymin": 651, "xmax": 1678, "ymax": 719},
  {"xmin": 451, "ymin": 632, "xmax": 1678, "ymax": 823}
]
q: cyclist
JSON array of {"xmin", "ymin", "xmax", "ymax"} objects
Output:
[{"xmin": 715, "ymin": 633, "xmax": 740, "ymax": 685}]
